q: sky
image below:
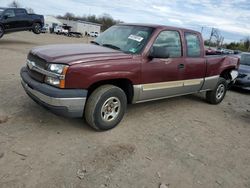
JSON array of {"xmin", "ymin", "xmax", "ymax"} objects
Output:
[{"xmin": 1, "ymin": 0, "xmax": 250, "ymax": 43}]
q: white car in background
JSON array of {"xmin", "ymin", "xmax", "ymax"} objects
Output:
[
  {"xmin": 89, "ymin": 31, "xmax": 99, "ymax": 37},
  {"xmin": 54, "ymin": 26, "xmax": 68, "ymax": 35}
]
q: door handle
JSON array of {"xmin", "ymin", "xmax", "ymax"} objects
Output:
[{"xmin": 178, "ymin": 64, "xmax": 185, "ymax": 69}]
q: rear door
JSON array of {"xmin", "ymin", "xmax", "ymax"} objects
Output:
[
  {"xmin": 14, "ymin": 9, "xmax": 30, "ymax": 29},
  {"xmin": 140, "ymin": 30, "xmax": 186, "ymax": 101},
  {"xmin": 183, "ymin": 32, "xmax": 206, "ymax": 92}
]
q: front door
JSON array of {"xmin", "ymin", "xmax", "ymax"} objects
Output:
[
  {"xmin": 140, "ymin": 30, "xmax": 186, "ymax": 101},
  {"xmin": 2, "ymin": 9, "xmax": 16, "ymax": 30}
]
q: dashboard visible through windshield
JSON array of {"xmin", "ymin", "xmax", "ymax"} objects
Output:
[{"xmin": 94, "ymin": 25, "xmax": 154, "ymax": 54}]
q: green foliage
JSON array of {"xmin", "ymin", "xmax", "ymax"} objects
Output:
[
  {"xmin": 57, "ymin": 13, "xmax": 123, "ymax": 31},
  {"xmin": 226, "ymin": 37, "xmax": 250, "ymax": 52}
]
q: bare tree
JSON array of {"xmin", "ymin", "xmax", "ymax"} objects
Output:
[
  {"xmin": 244, "ymin": 37, "xmax": 250, "ymax": 52},
  {"xmin": 8, "ymin": 0, "xmax": 21, "ymax": 8},
  {"xmin": 26, "ymin": 8, "xmax": 35, "ymax": 14},
  {"xmin": 208, "ymin": 28, "xmax": 224, "ymax": 48}
]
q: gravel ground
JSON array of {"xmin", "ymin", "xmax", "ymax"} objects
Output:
[{"xmin": 0, "ymin": 32, "xmax": 250, "ymax": 188}]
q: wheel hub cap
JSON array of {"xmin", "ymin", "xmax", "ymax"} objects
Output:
[
  {"xmin": 216, "ymin": 84, "xmax": 225, "ymax": 100},
  {"xmin": 101, "ymin": 97, "xmax": 121, "ymax": 122}
]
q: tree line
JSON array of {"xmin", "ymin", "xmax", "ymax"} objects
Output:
[
  {"xmin": 57, "ymin": 13, "xmax": 123, "ymax": 31},
  {"xmin": 205, "ymin": 37, "xmax": 250, "ymax": 52}
]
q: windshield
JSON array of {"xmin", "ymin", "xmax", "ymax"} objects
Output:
[
  {"xmin": 94, "ymin": 25, "xmax": 154, "ymax": 54},
  {"xmin": 240, "ymin": 54, "xmax": 250, "ymax": 65}
]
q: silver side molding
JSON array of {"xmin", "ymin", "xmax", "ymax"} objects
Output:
[{"xmin": 132, "ymin": 75, "xmax": 220, "ymax": 103}]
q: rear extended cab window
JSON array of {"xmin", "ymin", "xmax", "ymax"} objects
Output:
[
  {"xmin": 15, "ymin": 9, "xmax": 27, "ymax": 16},
  {"xmin": 152, "ymin": 30, "xmax": 182, "ymax": 58},
  {"xmin": 185, "ymin": 33, "xmax": 201, "ymax": 57}
]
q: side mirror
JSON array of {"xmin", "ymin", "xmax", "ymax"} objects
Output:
[{"xmin": 149, "ymin": 46, "xmax": 170, "ymax": 59}]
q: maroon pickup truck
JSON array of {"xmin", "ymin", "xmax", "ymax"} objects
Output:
[{"xmin": 20, "ymin": 23, "xmax": 239, "ymax": 130}]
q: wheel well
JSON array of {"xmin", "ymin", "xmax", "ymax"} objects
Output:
[
  {"xmin": 220, "ymin": 69, "xmax": 233, "ymax": 80},
  {"xmin": 87, "ymin": 79, "xmax": 134, "ymax": 104},
  {"xmin": 33, "ymin": 21, "xmax": 42, "ymax": 26}
]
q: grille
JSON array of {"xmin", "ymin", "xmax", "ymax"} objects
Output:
[{"xmin": 27, "ymin": 53, "xmax": 48, "ymax": 82}]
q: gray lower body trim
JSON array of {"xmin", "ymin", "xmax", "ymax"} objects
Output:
[
  {"xmin": 132, "ymin": 75, "xmax": 220, "ymax": 103},
  {"xmin": 201, "ymin": 75, "xmax": 220, "ymax": 91}
]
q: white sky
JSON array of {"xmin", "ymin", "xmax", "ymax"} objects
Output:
[{"xmin": 1, "ymin": 0, "xmax": 249, "ymax": 42}]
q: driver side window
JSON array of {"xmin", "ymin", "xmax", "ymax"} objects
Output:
[
  {"xmin": 152, "ymin": 30, "xmax": 182, "ymax": 58},
  {"xmin": 4, "ymin": 9, "xmax": 15, "ymax": 18}
]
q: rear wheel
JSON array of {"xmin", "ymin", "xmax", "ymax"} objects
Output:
[
  {"xmin": 84, "ymin": 85, "xmax": 127, "ymax": 131},
  {"xmin": 206, "ymin": 77, "xmax": 227, "ymax": 104},
  {"xmin": 0, "ymin": 25, "xmax": 4, "ymax": 38},
  {"xmin": 32, "ymin": 23, "xmax": 42, "ymax": 34}
]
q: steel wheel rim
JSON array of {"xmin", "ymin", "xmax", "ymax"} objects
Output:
[
  {"xmin": 216, "ymin": 84, "xmax": 225, "ymax": 100},
  {"xmin": 35, "ymin": 24, "xmax": 41, "ymax": 32},
  {"xmin": 101, "ymin": 97, "xmax": 121, "ymax": 122}
]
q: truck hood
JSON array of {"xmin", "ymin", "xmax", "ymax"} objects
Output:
[{"xmin": 30, "ymin": 44, "xmax": 132, "ymax": 65}]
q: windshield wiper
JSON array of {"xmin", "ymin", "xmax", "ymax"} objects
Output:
[
  {"xmin": 90, "ymin": 41, "xmax": 100, "ymax": 45},
  {"xmin": 102, "ymin": 44, "xmax": 120, "ymax": 50}
]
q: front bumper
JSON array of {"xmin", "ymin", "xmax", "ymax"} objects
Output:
[{"xmin": 20, "ymin": 67, "xmax": 87, "ymax": 118}]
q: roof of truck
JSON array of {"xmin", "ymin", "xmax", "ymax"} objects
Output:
[{"xmin": 119, "ymin": 23, "xmax": 200, "ymax": 34}]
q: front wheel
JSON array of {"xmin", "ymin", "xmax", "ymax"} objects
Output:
[
  {"xmin": 84, "ymin": 85, "xmax": 127, "ymax": 131},
  {"xmin": 0, "ymin": 25, "xmax": 4, "ymax": 38},
  {"xmin": 32, "ymin": 23, "xmax": 42, "ymax": 34},
  {"xmin": 206, "ymin": 77, "xmax": 228, "ymax": 104}
]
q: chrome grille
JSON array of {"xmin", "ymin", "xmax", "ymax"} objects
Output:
[{"xmin": 27, "ymin": 53, "xmax": 48, "ymax": 82}]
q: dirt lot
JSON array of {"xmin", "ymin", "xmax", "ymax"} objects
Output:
[{"xmin": 0, "ymin": 32, "xmax": 250, "ymax": 188}]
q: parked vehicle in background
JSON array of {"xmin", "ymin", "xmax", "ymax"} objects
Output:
[
  {"xmin": 234, "ymin": 50, "xmax": 241, "ymax": 54},
  {"xmin": 68, "ymin": 31, "xmax": 83, "ymax": 38},
  {"xmin": 0, "ymin": 7, "xmax": 44, "ymax": 38},
  {"xmin": 89, "ymin": 31, "xmax": 99, "ymax": 37},
  {"xmin": 41, "ymin": 24, "xmax": 49, "ymax": 33},
  {"xmin": 216, "ymin": 47, "xmax": 225, "ymax": 54},
  {"xmin": 54, "ymin": 25, "xmax": 69, "ymax": 35},
  {"xmin": 234, "ymin": 53, "xmax": 250, "ymax": 90},
  {"xmin": 224, "ymin": 49, "xmax": 234, "ymax": 54},
  {"xmin": 205, "ymin": 47, "xmax": 217, "ymax": 55},
  {"xmin": 20, "ymin": 23, "xmax": 239, "ymax": 131}
]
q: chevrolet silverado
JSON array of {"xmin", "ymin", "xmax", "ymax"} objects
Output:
[{"xmin": 20, "ymin": 24, "xmax": 239, "ymax": 130}]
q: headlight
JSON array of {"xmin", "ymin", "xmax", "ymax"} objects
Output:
[
  {"xmin": 45, "ymin": 64, "xmax": 68, "ymax": 88},
  {"xmin": 47, "ymin": 64, "xmax": 67, "ymax": 74}
]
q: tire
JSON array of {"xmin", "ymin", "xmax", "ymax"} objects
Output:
[
  {"xmin": 206, "ymin": 77, "xmax": 228, "ymax": 104},
  {"xmin": 0, "ymin": 25, "xmax": 4, "ymax": 38},
  {"xmin": 84, "ymin": 85, "xmax": 127, "ymax": 131},
  {"xmin": 32, "ymin": 23, "xmax": 42, "ymax": 34}
]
